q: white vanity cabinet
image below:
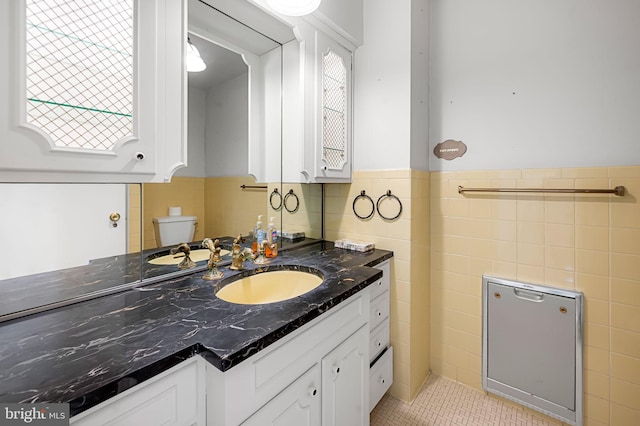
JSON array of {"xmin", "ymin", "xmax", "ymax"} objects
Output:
[
  {"xmin": 242, "ymin": 364, "xmax": 322, "ymax": 426},
  {"xmin": 68, "ymin": 269, "xmax": 390, "ymax": 425},
  {"xmin": 241, "ymin": 324, "xmax": 368, "ymax": 426},
  {"xmin": 282, "ymin": 24, "xmax": 353, "ymax": 183},
  {"xmin": 321, "ymin": 325, "xmax": 369, "ymax": 426},
  {"xmin": 368, "ymin": 260, "xmax": 393, "ymax": 412},
  {"xmin": 0, "ymin": 0, "xmax": 186, "ymax": 183},
  {"xmin": 70, "ymin": 356, "xmax": 206, "ymax": 426},
  {"xmin": 206, "ymin": 291, "xmax": 370, "ymax": 426}
]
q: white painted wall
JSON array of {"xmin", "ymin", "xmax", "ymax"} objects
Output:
[
  {"xmin": 354, "ymin": 0, "xmax": 413, "ymax": 170},
  {"xmin": 205, "ymin": 73, "xmax": 249, "ymax": 177},
  {"xmin": 429, "ymin": 0, "xmax": 640, "ymax": 171},
  {"xmin": 175, "ymin": 87, "xmax": 207, "ymax": 177}
]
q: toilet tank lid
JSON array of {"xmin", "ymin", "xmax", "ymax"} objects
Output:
[{"xmin": 152, "ymin": 215, "xmax": 197, "ymax": 224}]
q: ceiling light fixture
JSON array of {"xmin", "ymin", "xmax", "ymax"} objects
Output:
[
  {"xmin": 187, "ymin": 37, "xmax": 206, "ymax": 72},
  {"xmin": 265, "ymin": 0, "xmax": 321, "ymax": 16}
]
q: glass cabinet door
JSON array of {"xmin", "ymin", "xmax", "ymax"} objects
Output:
[
  {"xmin": 0, "ymin": 0, "xmax": 186, "ymax": 183},
  {"xmin": 316, "ymin": 31, "xmax": 351, "ymax": 181}
]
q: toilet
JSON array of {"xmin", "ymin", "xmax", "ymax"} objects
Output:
[{"xmin": 152, "ymin": 215, "xmax": 197, "ymax": 247}]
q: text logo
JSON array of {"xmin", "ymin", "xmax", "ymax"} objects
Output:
[{"xmin": 1, "ymin": 404, "xmax": 69, "ymax": 425}]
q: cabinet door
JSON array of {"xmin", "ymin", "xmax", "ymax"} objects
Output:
[
  {"xmin": 314, "ymin": 31, "xmax": 352, "ymax": 182},
  {"xmin": 71, "ymin": 357, "xmax": 205, "ymax": 426},
  {"xmin": 0, "ymin": 0, "xmax": 186, "ymax": 183},
  {"xmin": 282, "ymin": 26, "xmax": 353, "ymax": 183},
  {"xmin": 242, "ymin": 364, "xmax": 321, "ymax": 426},
  {"xmin": 321, "ymin": 325, "xmax": 368, "ymax": 426}
]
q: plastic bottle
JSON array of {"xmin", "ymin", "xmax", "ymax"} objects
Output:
[
  {"xmin": 252, "ymin": 215, "xmax": 265, "ymax": 254},
  {"xmin": 266, "ymin": 217, "xmax": 278, "ymax": 258}
]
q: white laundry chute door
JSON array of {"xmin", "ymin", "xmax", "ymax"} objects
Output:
[{"xmin": 0, "ymin": 184, "xmax": 128, "ymax": 280}]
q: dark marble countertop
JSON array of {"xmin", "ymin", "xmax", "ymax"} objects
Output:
[
  {"xmin": 0, "ymin": 236, "xmax": 320, "ymax": 321},
  {"xmin": 0, "ymin": 241, "xmax": 392, "ymax": 416}
]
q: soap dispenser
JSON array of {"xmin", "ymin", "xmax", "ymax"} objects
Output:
[
  {"xmin": 252, "ymin": 215, "xmax": 265, "ymax": 254},
  {"xmin": 266, "ymin": 216, "xmax": 278, "ymax": 258}
]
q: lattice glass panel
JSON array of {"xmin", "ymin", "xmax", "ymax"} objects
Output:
[
  {"xmin": 322, "ymin": 50, "xmax": 346, "ymax": 170},
  {"xmin": 25, "ymin": 0, "xmax": 134, "ymax": 151}
]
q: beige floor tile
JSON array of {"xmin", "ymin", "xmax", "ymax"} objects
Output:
[{"xmin": 371, "ymin": 374, "xmax": 558, "ymax": 426}]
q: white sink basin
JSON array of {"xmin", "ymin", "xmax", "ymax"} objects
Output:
[{"xmin": 216, "ymin": 270, "xmax": 323, "ymax": 305}]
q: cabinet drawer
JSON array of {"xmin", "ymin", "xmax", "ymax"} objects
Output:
[
  {"xmin": 369, "ymin": 320, "xmax": 389, "ymax": 363},
  {"xmin": 253, "ymin": 294, "xmax": 366, "ymax": 391},
  {"xmin": 369, "ymin": 347, "xmax": 393, "ymax": 412},
  {"xmin": 369, "ymin": 290, "xmax": 389, "ymax": 330},
  {"xmin": 369, "ymin": 277, "xmax": 388, "ymax": 301}
]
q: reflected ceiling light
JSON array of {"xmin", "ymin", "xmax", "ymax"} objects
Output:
[
  {"xmin": 187, "ymin": 37, "xmax": 206, "ymax": 72},
  {"xmin": 265, "ymin": 0, "xmax": 321, "ymax": 16}
]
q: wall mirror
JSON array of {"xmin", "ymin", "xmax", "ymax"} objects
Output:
[{"xmin": 0, "ymin": 0, "xmax": 323, "ymax": 322}]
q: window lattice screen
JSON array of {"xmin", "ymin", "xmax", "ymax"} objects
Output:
[
  {"xmin": 25, "ymin": 0, "xmax": 134, "ymax": 151},
  {"xmin": 322, "ymin": 50, "xmax": 346, "ymax": 170}
]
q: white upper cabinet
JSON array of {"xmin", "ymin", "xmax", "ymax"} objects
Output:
[
  {"xmin": 282, "ymin": 24, "xmax": 353, "ymax": 183},
  {"xmin": 0, "ymin": 0, "xmax": 186, "ymax": 182},
  {"xmin": 315, "ymin": 32, "xmax": 352, "ymax": 181},
  {"xmin": 253, "ymin": 0, "xmax": 358, "ymax": 183}
]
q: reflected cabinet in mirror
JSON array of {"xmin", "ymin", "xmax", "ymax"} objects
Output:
[{"xmin": 0, "ymin": 0, "xmax": 323, "ymax": 322}]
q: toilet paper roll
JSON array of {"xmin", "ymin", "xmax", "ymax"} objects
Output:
[{"xmin": 168, "ymin": 206, "xmax": 182, "ymax": 216}]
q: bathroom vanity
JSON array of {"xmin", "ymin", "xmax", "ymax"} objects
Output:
[{"xmin": 0, "ymin": 242, "xmax": 392, "ymax": 425}]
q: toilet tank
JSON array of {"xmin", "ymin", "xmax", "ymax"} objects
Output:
[{"xmin": 152, "ymin": 215, "xmax": 197, "ymax": 247}]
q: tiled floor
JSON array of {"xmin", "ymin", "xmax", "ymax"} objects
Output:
[{"xmin": 371, "ymin": 374, "xmax": 559, "ymax": 426}]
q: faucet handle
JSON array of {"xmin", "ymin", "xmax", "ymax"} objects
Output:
[
  {"xmin": 253, "ymin": 240, "xmax": 271, "ymax": 265},
  {"xmin": 170, "ymin": 243, "xmax": 196, "ymax": 269}
]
